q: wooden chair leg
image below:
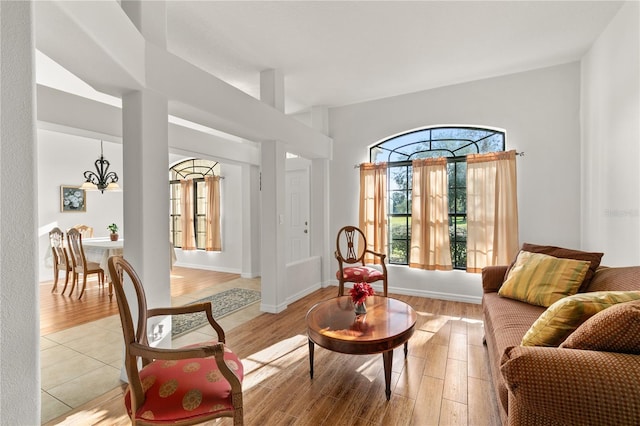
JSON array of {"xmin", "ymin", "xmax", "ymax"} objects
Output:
[
  {"xmin": 338, "ymin": 280, "xmax": 345, "ymax": 296},
  {"xmin": 68, "ymin": 272, "xmax": 77, "ymax": 296},
  {"xmin": 61, "ymin": 270, "xmax": 70, "ymax": 295},
  {"xmin": 51, "ymin": 265, "xmax": 59, "ymax": 293},
  {"xmin": 78, "ymin": 274, "xmax": 87, "ymax": 299}
]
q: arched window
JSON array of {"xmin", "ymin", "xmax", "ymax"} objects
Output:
[
  {"xmin": 169, "ymin": 159, "xmax": 220, "ymax": 249},
  {"xmin": 370, "ymin": 126, "xmax": 505, "ymax": 269}
]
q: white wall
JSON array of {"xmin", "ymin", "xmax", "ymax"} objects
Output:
[
  {"xmin": 581, "ymin": 0, "xmax": 640, "ymax": 266},
  {"xmin": 329, "ymin": 63, "xmax": 582, "ymax": 302},
  {"xmin": 37, "ymin": 130, "xmax": 123, "ymax": 280}
]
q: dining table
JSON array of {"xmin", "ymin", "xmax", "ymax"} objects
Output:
[
  {"xmin": 57, "ymin": 237, "xmax": 177, "ymax": 299},
  {"xmin": 81, "ymin": 237, "xmax": 124, "ymax": 284}
]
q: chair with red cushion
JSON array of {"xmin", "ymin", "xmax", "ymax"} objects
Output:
[
  {"xmin": 335, "ymin": 225, "xmax": 388, "ymax": 297},
  {"xmin": 108, "ymin": 256, "xmax": 244, "ymax": 425}
]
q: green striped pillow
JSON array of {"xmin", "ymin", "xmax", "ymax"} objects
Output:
[
  {"xmin": 522, "ymin": 291, "xmax": 640, "ymax": 347},
  {"xmin": 498, "ymin": 251, "xmax": 590, "ymax": 307}
]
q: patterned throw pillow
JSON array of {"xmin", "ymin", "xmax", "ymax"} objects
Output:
[
  {"xmin": 560, "ymin": 300, "xmax": 640, "ymax": 354},
  {"xmin": 509, "ymin": 243, "xmax": 604, "ymax": 291},
  {"xmin": 522, "ymin": 291, "xmax": 640, "ymax": 347},
  {"xmin": 498, "ymin": 251, "xmax": 590, "ymax": 307}
]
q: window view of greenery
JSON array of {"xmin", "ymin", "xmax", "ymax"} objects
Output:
[
  {"xmin": 169, "ymin": 159, "xmax": 220, "ymax": 250},
  {"xmin": 370, "ymin": 127, "xmax": 504, "ymax": 269}
]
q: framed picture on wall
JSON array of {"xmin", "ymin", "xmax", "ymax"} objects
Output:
[{"xmin": 60, "ymin": 186, "xmax": 86, "ymax": 212}]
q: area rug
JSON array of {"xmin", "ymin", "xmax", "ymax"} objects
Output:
[{"xmin": 172, "ymin": 288, "xmax": 261, "ymax": 338}]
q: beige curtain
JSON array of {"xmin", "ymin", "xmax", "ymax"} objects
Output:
[
  {"xmin": 410, "ymin": 157, "xmax": 453, "ymax": 270},
  {"xmin": 205, "ymin": 176, "xmax": 222, "ymax": 251},
  {"xmin": 466, "ymin": 150, "xmax": 519, "ymax": 272},
  {"xmin": 180, "ymin": 179, "xmax": 196, "ymax": 250},
  {"xmin": 358, "ymin": 163, "xmax": 387, "ymax": 264}
]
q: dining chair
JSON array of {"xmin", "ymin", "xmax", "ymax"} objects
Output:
[
  {"xmin": 67, "ymin": 228, "xmax": 104, "ymax": 299},
  {"xmin": 335, "ymin": 225, "xmax": 388, "ymax": 297},
  {"xmin": 108, "ymin": 256, "xmax": 244, "ymax": 425},
  {"xmin": 73, "ymin": 224, "xmax": 94, "ymax": 239},
  {"xmin": 49, "ymin": 227, "xmax": 71, "ymax": 294}
]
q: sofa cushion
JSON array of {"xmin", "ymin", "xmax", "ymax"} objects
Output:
[
  {"xmin": 560, "ymin": 300, "xmax": 640, "ymax": 354},
  {"xmin": 505, "ymin": 243, "xmax": 604, "ymax": 291},
  {"xmin": 587, "ymin": 266, "xmax": 640, "ymax": 292},
  {"xmin": 498, "ymin": 251, "xmax": 590, "ymax": 307},
  {"xmin": 522, "ymin": 291, "xmax": 640, "ymax": 347}
]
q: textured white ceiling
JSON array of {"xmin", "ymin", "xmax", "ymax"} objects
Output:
[{"xmin": 165, "ymin": 1, "xmax": 623, "ymax": 114}]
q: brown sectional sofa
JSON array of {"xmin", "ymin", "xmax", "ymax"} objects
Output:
[{"xmin": 482, "ymin": 264, "xmax": 640, "ymax": 425}]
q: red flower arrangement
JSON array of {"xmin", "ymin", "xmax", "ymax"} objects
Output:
[{"xmin": 349, "ymin": 282, "xmax": 375, "ymax": 304}]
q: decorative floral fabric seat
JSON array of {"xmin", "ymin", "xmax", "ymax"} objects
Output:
[
  {"xmin": 125, "ymin": 343, "xmax": 244, "ymax": 423},
  {"xmin": 336, "ymin": 265, "xmax": 384, "ymax": 282}
]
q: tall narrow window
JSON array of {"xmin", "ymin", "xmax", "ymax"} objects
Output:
[
  {"xmin": 169, "ymin": 159, "xmax": 221, "ymax": 250},
  {"xmin": 370, "ymin": 127, "xmax": 505, "ymax": 269}
]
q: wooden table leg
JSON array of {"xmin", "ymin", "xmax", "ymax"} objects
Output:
[
  {"xmin": 308, "ymin": 339, "xmax": 315, "ymax": 379},
  {"xmin": 382, "ymin": 349, "xmax": 393, "ymax": 401}
]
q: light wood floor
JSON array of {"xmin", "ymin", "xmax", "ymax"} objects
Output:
[
  {"xmin": 45, "ymin": 283, "xmax": 501, "ymax": 426},
  {"xmin": 41, "ymin": 267, "xmax": 240, "ymax": 335}
]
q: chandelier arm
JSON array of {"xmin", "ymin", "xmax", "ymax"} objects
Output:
[
  {"xmin": 83, "ymin": 171, "xmax": 100, "ymax": 185},
  {"xmin": 104, "ymin": 172, "xmax": 119, "ymax": 184}
]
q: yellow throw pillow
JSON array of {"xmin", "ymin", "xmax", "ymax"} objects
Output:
[
  {"xmin": 498, "ymin": 251, "xmax": 590, "ymax": 307},
  {"xmin": 522, "ymin": 291, "xmax": 640, "ymax": 347}
]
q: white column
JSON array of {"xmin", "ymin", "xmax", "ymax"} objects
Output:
[
  {"xmin": 310, "ymin": 106, "xmax": 332, "ymax": 287},
  {"xmin": 121, "ymin": 1, "xmax": 171, "ymax": 354},
  {"xmin": 122, "ymin": 90, "xmax": 171, "ymax": 310},
  {"xmin": 121, "ymin": 0, "xmax": 167, "ymax": 49},
  {"xmin": 0, "ymin": 1, "xmax": 40, "ymax": 423},
  {"xmin": 259, "ymin": 69, "xmax": 288, "ymax": 312},
  {"xmin": 241, "ymin": 164, "xmax": 261, "ymax": 278},
  {"xmin": 260, "ymin": 69, "xmax": 285, "ymax": 113},
  {"xmin": 260, "ymin": 140, "xmax": 288, "ymax": 312}
]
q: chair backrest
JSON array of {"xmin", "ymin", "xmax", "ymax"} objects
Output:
[
  {"xmin": 67, "ymin": 228, "xmax": 87, "ymax": 271},
  {"xmin": 336, "ymin": 225, "xmax": 367, "ymax": 265},
  {"xmin": 108, "ymin": 256, "xmax": 150, "ymax": 408},
  {"xmin": 49, "ymin": 227, "xmax": 68, "ymax": 267},
  {"xmin": 73, "ymin": 224, "xmax": 94, "ymax": 239}
]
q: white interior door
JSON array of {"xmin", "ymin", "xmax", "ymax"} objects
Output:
[{"xmin": 285, "ymin": 166, "xmax": 310, "ymax": 263}]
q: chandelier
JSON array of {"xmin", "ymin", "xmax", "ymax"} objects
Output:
[{"xmin": 80, "ymin": 140, "xmax": 120, "ymax": 193}]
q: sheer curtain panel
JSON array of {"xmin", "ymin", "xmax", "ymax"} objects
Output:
[
  {"xmin": 205, "ymin": 176, "xmax": 222, "ymax": 251},
  {"xmin": 180, "ymin": 179, "xmax": 196, "ymax": 250},
  {"xmin": 358, "ymin": 163, "xmax": 387, "ymax": 264},
  {"xmin": 466, "ymin": 150, "xmax": 519, "ymax": 272},
  {"xmin": 410, "ymin": 157, "xmax": 453, "ymax": 270}
]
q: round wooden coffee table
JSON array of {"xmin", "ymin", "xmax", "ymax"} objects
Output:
[{"xmin": 306, "ymin": 295, "xmax": 417, "ymax": 400}]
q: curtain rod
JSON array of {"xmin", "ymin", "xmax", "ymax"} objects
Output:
[{"xmin": 353, "ymin": 151, "xmax": 525, "ymax": 168}]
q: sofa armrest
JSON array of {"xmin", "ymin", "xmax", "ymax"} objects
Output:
[
  {"xmin": 481, "ymin": 265, "xmax": 508, "ymax": 293},
  {"xmin": 500, "ymin": 346, "xmax": 640, "ymax": 426}
]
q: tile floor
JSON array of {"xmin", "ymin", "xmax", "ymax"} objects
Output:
[{"xmin": 41, "ymin": 277, "xmax": 262, "ymax": 425}]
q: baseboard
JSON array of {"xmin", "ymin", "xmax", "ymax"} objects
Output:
[
  {"xmin": 173, "ymin": 262, "xmax": 241, "ymax": 275},
  {"xmin": 326, "ymin": 280, "xmax": 482, "ymax": 305},
  {"xmin": 286, "ymin": 282, "xmax": 322, "ymax": 304}
]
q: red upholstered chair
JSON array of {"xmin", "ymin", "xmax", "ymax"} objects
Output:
[
  {"xmin": 335, "ymin": 225, "xmax": 388, "ymax": 297},
  {"xmin": 108, "ymin": 256, "xmax": 244, "ymax": 426}
]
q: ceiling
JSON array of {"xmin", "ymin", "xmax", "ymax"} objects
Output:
[{"xmin": 165, "ymin": 1, "xmax": 624, "ymax": 114}]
